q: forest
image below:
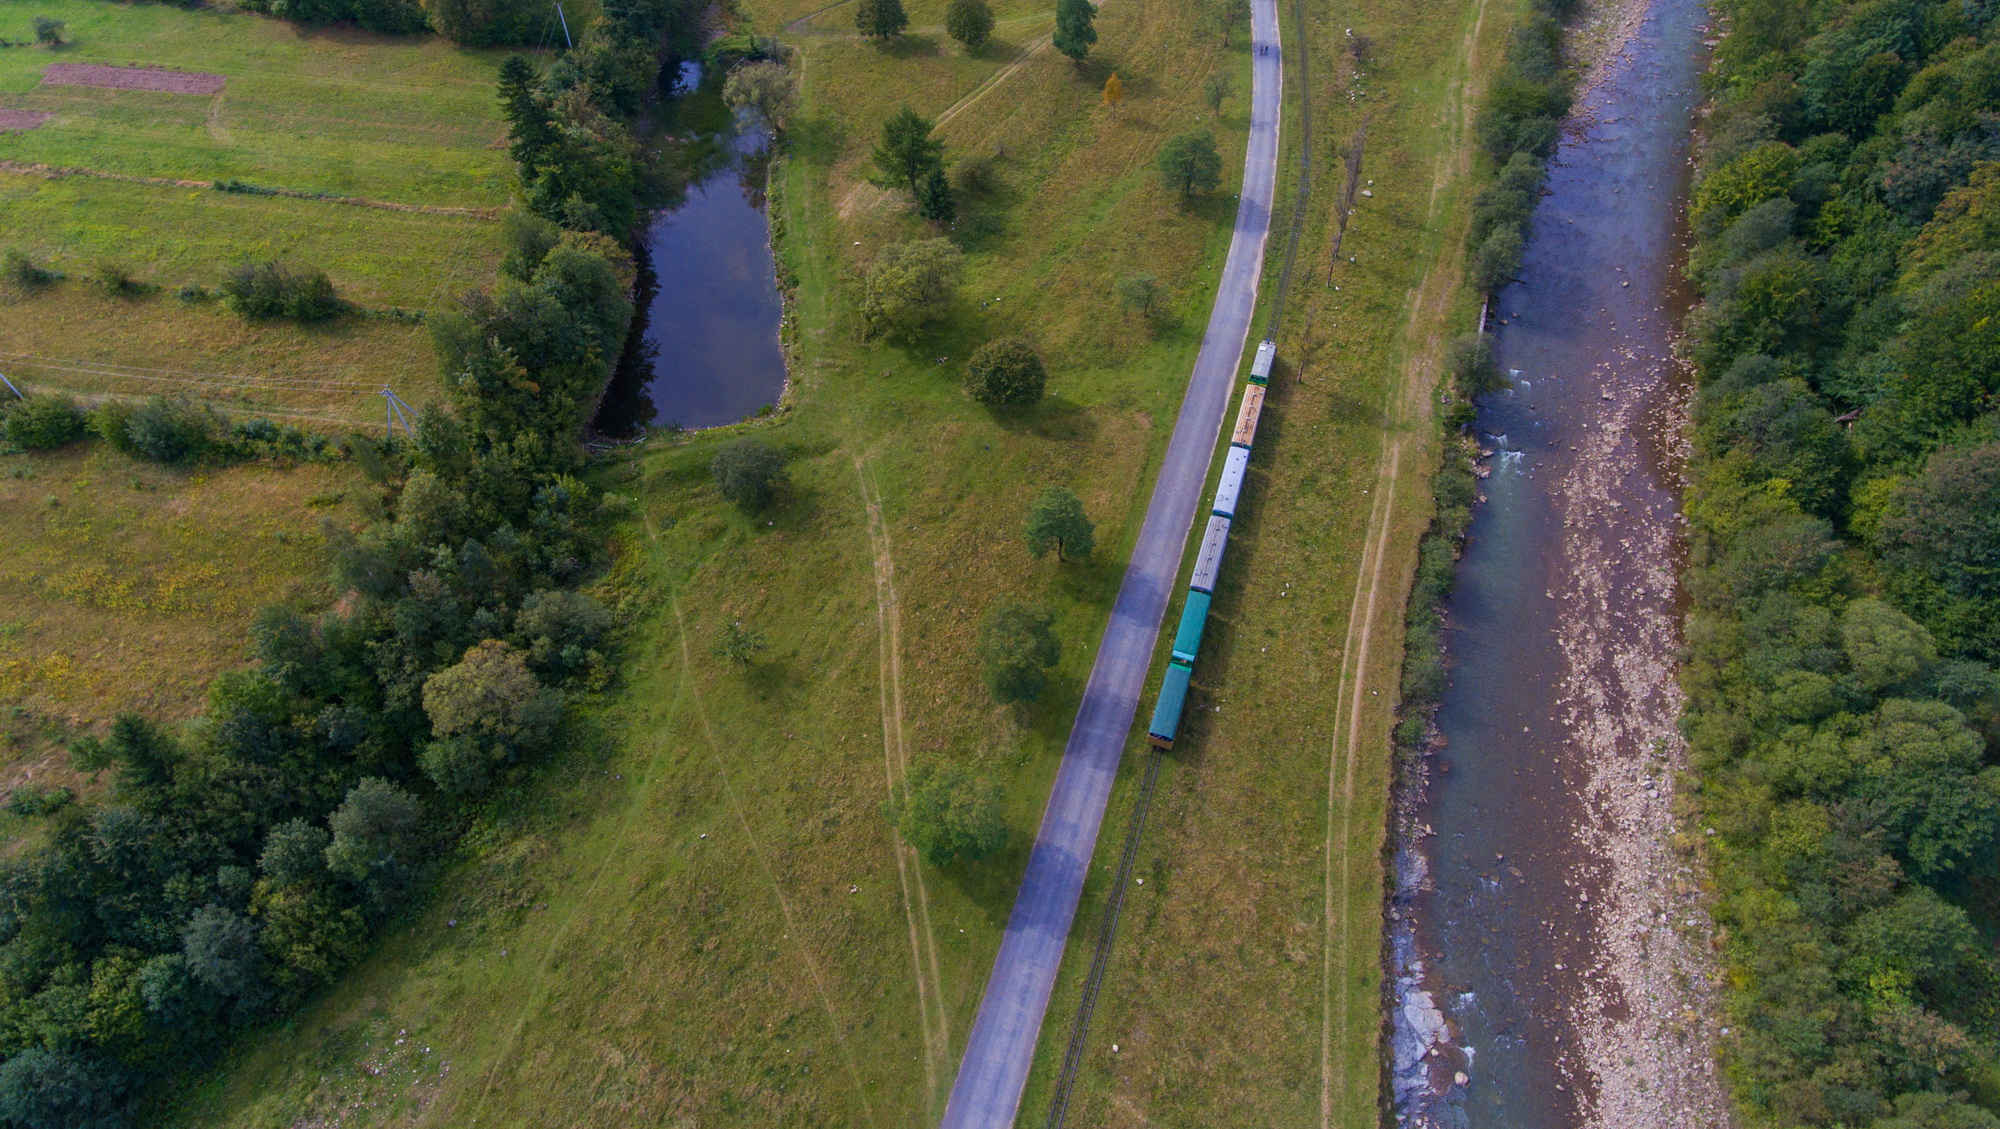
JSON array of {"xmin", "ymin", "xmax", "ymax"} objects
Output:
[
  {"xmin": 1682, "ymin": 0, "xmax": 2000, "ymax": 1123},
  {"xmin": 0, "ymin": 2, "xmax": 702, "ymax": 1125}
]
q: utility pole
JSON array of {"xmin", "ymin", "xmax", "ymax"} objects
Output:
[
  {"xmin": 0, "ymin": 372, "xmax": 23, "ymax": 401},
  {"xmin": 555, "ymin": 1, "xmax": 572, "ymax": 48},
  {"xmin": 379, "ymin": 387, "xmax": 419, "ymax": 440}
]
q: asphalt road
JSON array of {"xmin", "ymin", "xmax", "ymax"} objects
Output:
[{"xmin": 936, "ymin": 5, "xmax": 1284, "ymax": 1125}]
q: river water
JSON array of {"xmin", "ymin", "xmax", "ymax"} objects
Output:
[
  {"xmin": 595, "ymin": 64, "xmax": 787, "ymax": 435},
  {"xmin": 1387, "ymin": 0, "xmax": 1725, "ymax": 1126}
]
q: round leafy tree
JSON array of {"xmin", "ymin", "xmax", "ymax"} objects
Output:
[
  {"xmin": 711, "ymin": 438, "xmax": 787, "ymax": 511},
  {"xmin": 964, "ymin": 337, "xmax": 1047, "ymax": 406},
  {"xmin": 945, "ymin": 0, "xmax": 994, "ymax": 50}
]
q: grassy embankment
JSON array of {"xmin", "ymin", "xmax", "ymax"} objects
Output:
[
  {"xmin": 156, "ymin": 0, "xmax": 1288, "ymax": 1125},
  {"xmin": 0, "ymin": 0, "xmax": 522, "ymax": 426},
  {"xmin": 1016, "ymin": 0, "xmax": 1508, "ymax": 1124},
  {"xmin": 0, "ymin": 443, "xmax": 360, "ymax": 842}
]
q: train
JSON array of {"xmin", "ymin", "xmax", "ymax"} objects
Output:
[{"xmin": 1147, "ymin": 338, "xmax": 1274, "ymax": 749}]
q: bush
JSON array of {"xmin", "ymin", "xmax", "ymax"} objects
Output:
[
  {"xmin": 964, "ymin": 337, "xmax": 1047, "ymax": 406},
  {"xmin": 31, "ymin": 16, "xmax": 62, "ymax": 45},
  {"xmin": 4, "ymin": 395, "xmax": 87, "ymax": 451},
  {"xmin": 120, "ymin": 397, "xmax": 219, "ymax": 466},
  {"xmin": 711, "ymin": 438, "xmax": 785, "ymax": 511},
  {"xmin": 220, "ymin": 261, "xmax": 345, "ymax": 322},
  {"xmin": 93, "ymin": 261, "xmax": 144, "ymax": 297},
  {"xmin": 2, "ymin": 249, "xmax": 57, "ymax": 289}
]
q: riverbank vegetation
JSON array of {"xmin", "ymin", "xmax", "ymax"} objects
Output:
[{"xmin": 1684, "ymin": 0, "xmax": 2000, "ymax": 1123}]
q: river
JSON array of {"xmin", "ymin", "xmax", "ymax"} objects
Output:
[
  {"xmin": 1386, "ymin": 0, "xmax": 1729, "ymax": 1125},
  {"xmin": 595, "ymin": 63, "xmax": 788, "ymax": 435}
]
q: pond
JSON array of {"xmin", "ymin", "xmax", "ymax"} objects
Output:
[{"xmin": 595, "ymin": 63, "xmax": 788, "ymax": 435}]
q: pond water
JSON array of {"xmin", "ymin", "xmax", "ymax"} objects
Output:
[
  {"xmin": 1387, "ymin": 0, "xmax": 1711, "ymax": 1125},
  {"xmin": 594, "ymin": 63, "xmax": 787, "ymax": 435}
]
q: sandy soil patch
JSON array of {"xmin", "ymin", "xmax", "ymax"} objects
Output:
[
  {"xmin": 0, "ymin": 110, "xmax": 51, "ymax": 132},
  {"xmin": 41, "ymin": 63, "xmax": 225, "ymax": 95}
]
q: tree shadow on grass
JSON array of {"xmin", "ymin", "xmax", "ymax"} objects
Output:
[
  {"xmin": 885, "ymin": 33, "xmax": 943, "ymax": 58},
  {"xmin": 787, "ymin": 111, "xmax": 846, "ymax": 168},
  {"xmin": 989, "ymin": 395, "xmax": 1098, "ymax": 443}
]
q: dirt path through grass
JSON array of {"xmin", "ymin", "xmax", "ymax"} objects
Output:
[
  {"xmin": 1319, "ymin": 0, "xmax": 1489, "ymax": 1120},
  {"xmin": 855, "ymin": 456, "xmax": 952, "ymax": 1114}
]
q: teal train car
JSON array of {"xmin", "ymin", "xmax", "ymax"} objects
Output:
[
  {"xmin": 1147, "ymin": 660, "xmax": 1194, "ymax": 749},
  {"xmin": 1171, "ymin": 590, "xmax": 1213, "ymax": 664}
]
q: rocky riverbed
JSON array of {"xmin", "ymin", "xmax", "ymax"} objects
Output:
[{"xmin": 1385, "ymin": 0, "xmax": 1729, "ymax": 1124}]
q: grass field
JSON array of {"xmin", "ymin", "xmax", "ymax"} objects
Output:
[
  {"xmin": 0, "ymin": 0, "xmax": 516, "ymax": 422},
  {"xmin": 156, "ymin": 0, "xmax": 1267, "ymax": 1123},
  {"xmin": 1011, "ymin": 0, "xmax": 1509, "ymax": 1124},
  {"xmin": 151, "ymin": 0, "xmax": 1502, "ymax": 1123},
  {"xmin": 0, "ymin": 442, "xmax": 355, "ymax": 837}
]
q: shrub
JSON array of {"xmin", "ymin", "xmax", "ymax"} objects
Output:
[
  {"xmin": 220, "ymin": 261, "xmax": 344, "ymax": 322},
  {"xmin": 711, "ymin": 438, "xmax": 785, "ymax": 511},
  {"xmin": 31, "ymin": 16, "xmax": 62, "ymax": 45},
  {"xmin": 2, "ymin": 249, "xmax": 57, "ymax": 289},
  {"xmin": 93, "ymin": 261, "xmax": 143, "ymax": 297},
  {"xmin": 964, "ymin": 338, "xmax": 1047, "ymax": 406},
  {"xmin": 4, "ymin": 395, "xmax": 87, "ymax": 451},
  {"xmin": 120, "ymin": 397, "xmax": 219, "ymax": 466}
]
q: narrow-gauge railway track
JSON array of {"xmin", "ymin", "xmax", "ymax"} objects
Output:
[{"xmin": 936, "ymin": 0, "xmax": 1286, "ymax": 1122}]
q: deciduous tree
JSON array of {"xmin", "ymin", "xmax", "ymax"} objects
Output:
[
  {"xmin": 1024, "ymin": 486, "xmax": 1095, "ymax": 561},
  {"xmin": 891, "ymin": 761, "xmax": 1008, "ymax": 865},
  {"xmin": 1157, "ymin": 130, "xmax": 1222, "ymax": 197},
  {"xmin": 855, "ymin": 0, "xmax": 908, "ymax": 42},
  {"xmin": 1053, "ymin": 0, "xmax": 1096, "ymax": 61},
  {"xmin": 861, "ymin": 238, "xmax": 963, "ymax": 339},
  {"xmin": 710, "ymin": 438, "xmax": 786, "ymax": 511},
  {"xmin": 945, "ymin": 0, "xmax": 994, "ymax": 51},
  {"xmin": 963, "ymin": 336, "xmax": 1046, "ymax": 405},
  {"xmin": 872, "ymin": 106, "xmax": 945, "ymax": 197}
]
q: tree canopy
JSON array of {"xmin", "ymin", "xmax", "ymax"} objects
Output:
[
  {"xmin": 1157, "ymin": 131, "xmax": 1223, "ymax": 197},
  {"xmin": 872, "ymin": 106, "xmax": 946, "ymax": 198},
  {"xmin": 891, "ymin": 761, "xmax": 1008, "ymax": 866},
  {"xmin": 945, "ymin": 0, "xmax": 994, "ymax": 51},
  {"xmin": 1024, "ymin": 486, "xmax": 1095, "ymax": 561},
  {"xmin": 855, "ymin": 0, "xmax": 908, "ymax": 41},
  {"xmin": 964, "ymin": 337, "xmax": 1047, "ymax": 406},
  {"xmin": 711, "ymin": 438, "xmax": 787, "ymax": 511},
  {"xmin": 861, "ymin": 238, "xmax": 964, "ymax": 340},
  {"xmin": 1053, "ymin": 0, "xmax": 1097, "ymax": 61}
]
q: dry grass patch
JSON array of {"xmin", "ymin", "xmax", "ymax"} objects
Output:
[
  {"xmin": 0, "ymin": 444, "xmax": 354, "ymax": 841},
  {"xmin": 0, "ymin": 286, "xmax": 441, "ymax": 430}
]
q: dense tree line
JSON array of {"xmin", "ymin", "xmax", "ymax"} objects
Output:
[
  {"xmin": 0, "ymin": 13, "xmax": 681, "ymax": 1126},
  {"xmin": 231, "ymin": 0, "xmax": 700, "ymax": 49},
  {"xmin": 1682, "ymin": 1, "xmax": 2000, "ymax": 1124},
  {"xmin": 1465, "ymin": 0, "xmax": 1579, "ymax": 293}
]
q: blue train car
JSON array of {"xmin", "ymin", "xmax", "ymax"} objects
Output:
[
  {"xmin": 1189, "ymin": 514, "xmax": 1231, "ymax": 594},
  {"xmin": 1147, "ymin": 660, "xmax": 1194, "ymax": 748},
  {"xmin": 1212, "ymin": 445, "xmax": 1251, "ymax": 518}
]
